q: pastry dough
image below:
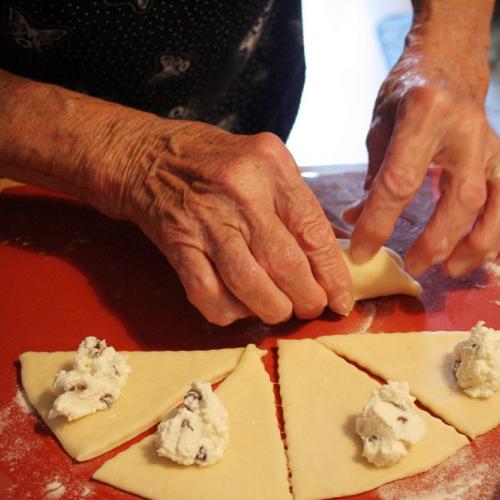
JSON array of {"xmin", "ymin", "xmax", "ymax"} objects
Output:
[
  {"xmin": 277, "ymin": 339, "xmax": 468, "ymax": 500},
  {"xmin": 338, "ymin": 239, "xmax": 422, "ymax": 300},
  {"xmin": 20, "ymin": 347, "xmax": 252, "ymax": 461},
  {"xmin": 316, "ymin": 332, "xmax": 500, "ymax": 438},
  {"xmin": 93, "ymin": 345, "xmax": 291, "ymax": 500}
]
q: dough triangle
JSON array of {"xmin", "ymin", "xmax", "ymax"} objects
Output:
[
  {"xmin": 93, "ymin": 344, "xmax": 291, "ymax": 500},
  {"xmin": 338, "ymin": 239, "xmax": 422, "ymax": 300},
  {"xmin": 277, "ymin": 339, "xmax": 468, "ymax": 500},
  {"xmin": 20, "ymin": 347, "xmax": 252, "ymax": 461},
  {"xmin": 316, "ymin": 331, "xmax": 500, "ymax": 438}
]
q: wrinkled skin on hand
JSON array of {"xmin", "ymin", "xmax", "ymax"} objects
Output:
[
  {"xmin": 344, "ymin": 27, "xmax": 500, "ymax": 278},
  {"xmin": 118, "ymin": 121, "xmax": 353, "ymax": 326}
]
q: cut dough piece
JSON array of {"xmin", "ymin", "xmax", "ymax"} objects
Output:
[
  {"xmin": 316, "ymin": 331, "xmax": 500, "ymax": 438},
  {"xmin": 338, "ymin": 239, "xmax": 422, "ymax": 300},
  {"xmin": 278, "ymin": 339, "xmax": 468, "ymax": 500},
  {"xmin": 20, "ymin": 347, "xmax": 254, "ymax": 461},
  {"xmin": 93, "ymin": 344, "xmax": 291, "ymax": 500}
]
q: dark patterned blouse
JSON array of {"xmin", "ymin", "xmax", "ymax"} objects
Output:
[{"xmin": 0, "ymin": 0, "xmax": 305, "ymax": 140}]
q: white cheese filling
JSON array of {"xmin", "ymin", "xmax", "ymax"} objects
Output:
[
  {"xmin": 155, "ymin": 381, "xmax": 229, "ymax": 466},
  {"xmin": 49, "ymin": 336, "xmax": 131, "ymax": 421},
  {"xmin": 453, "ymin": 321, "xmax": 500, "ymax": 398},
  {"xmin": 356, "ymin": 380, "xmax": 426, "ymax": 467}
]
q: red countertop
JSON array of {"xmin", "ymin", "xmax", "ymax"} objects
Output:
[{"xmin": 0, "ymin": 167, "xmax": 498, "ymax": 499}]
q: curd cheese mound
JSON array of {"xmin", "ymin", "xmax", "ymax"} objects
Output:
[
  {"xmin": 356, "ymin": 380, "xmax": 426, "ymax": 467},
  {"xmin": 453, "ymin": 321, "xmax": 500, "ymax": 398},
  {"xmin": 49, "ymin": 336, "xmax": 131, "ymax": 421},
  {"xmin": 155, "ymin": 381, "xmax": 229, "ymax": 466}
]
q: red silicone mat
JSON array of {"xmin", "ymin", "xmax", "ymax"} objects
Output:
[{"xmin": 0, "ymin": 167, "xmax": 499, "ymax": 499}]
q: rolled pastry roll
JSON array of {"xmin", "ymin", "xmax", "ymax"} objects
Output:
[{"xmin": 338, "ymin": 239, "xmax": 422, "ymax": 301}]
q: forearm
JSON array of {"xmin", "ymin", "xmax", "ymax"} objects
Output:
[{"xmin": 0, "ymin": 70, "xmax": 160, "ymax": 217}]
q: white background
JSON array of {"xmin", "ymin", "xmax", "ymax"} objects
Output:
[{"xmin": 287, "ymin": 0, "xmax": 412, "ymax": 167}]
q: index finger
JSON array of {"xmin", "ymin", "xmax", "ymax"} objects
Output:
[
  {"xmin": 276, "ymin": 176, "xmax": 354, "ymax": 315},
  {"xmin": 350, "ymin": 113, "xmax": 436, "ymax": 263}
]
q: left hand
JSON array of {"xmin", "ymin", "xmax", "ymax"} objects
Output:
[{"xmin": 344, "ymin": 27, "xmax": 500, "ymax": 277}]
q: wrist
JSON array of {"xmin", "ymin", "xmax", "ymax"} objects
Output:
[
  {"xmin": 0, "ymin": 71, "xmax": 163, "ymax": 220},
  {"xmin": 405, "ymin": 0, "xmax": 494, "ymax": 100}
]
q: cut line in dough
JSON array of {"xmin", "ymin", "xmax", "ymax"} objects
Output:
[
  {"xmin": 20, "ymin": 347, "xmax": 256, "ymax": 461},
  {"xmin": 316, "ymin": 332, "xmax": 500, "ymax": 438},
  {"xmin": 93, "ymin": 344, "xmax": 292, "ymax": 500},
  {"xmin": 278, "ymin": 338, "xmax": 468, "ymax": 500}
]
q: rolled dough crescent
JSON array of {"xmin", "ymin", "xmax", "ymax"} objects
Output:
[
  {"xmin": 278, "ymin": 338, "xmax": 468, "ymax": 500},
  {"xmin": 93, "ymin": 345, "xmax": 291, "ymax": 500},
  {"xmin": 20, "ymin": 347, "xmax": 254, "ymax": 461},
  {"xmin": 316, "ymin": 331, "xmax": 500, "ymax": 438},
  {"xmin": 338, "ymin": 239, "xmax": 422, "ymax": 300}
]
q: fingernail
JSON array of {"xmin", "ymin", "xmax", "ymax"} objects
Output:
[
  {"xmin": 350, "ymin": 244, "xmax": 373, "ymax": 264},
  {"xmin": 332, "ymin": 292, "xmax": 354, "ymax": 316},
  {"xmin": 431, "ymin": 253, "xmax": 447, "ymax": 266},
  {"xmin": 485, "ymin": 252, "xmax": 497, "ymax": 263},
  {"xmin": 447, "ymin": 260, "xmax": 465, "ymax": 277}
]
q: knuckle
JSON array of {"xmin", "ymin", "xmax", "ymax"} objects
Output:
[
  {"xmin": 251, "ymin": 131, "xmax": 286, "ymax": 157},
  {"xmin": 457, "ymin": 181, "xmax": 486, "ymax": 211},
  {"xmin": 273, "ymin": 245, "xmax": 305, "ymax": 274},
  {"xmin": 296, "ymin": 219, "xmax": 334, "ymax": 253},
  {"xmin": 226, "ymin": 259, "xmax": 261, "ymax": 294},
  {"xmin": 407, "ymin": 85, "xmax": 449, "ymax": 113},
  {"xmin": 184, "ymin": 271, "xmax": 220, "ymax": 306},
  {"xmin": 213, "ymin": 164, "xmax": 244, "ymax": 193},
  {"xmin": 379, "ymin": 167, "xmax": 418, "ymax": 201},
  {"xmin": 250, "ymin": 132, "xmax": 293, "ymax": 173}
]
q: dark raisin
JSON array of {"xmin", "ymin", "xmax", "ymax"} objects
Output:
[
  {"xmin": 100, "ymin": 393, "xmax": 114, "ymax": 407},
  {"xmin": 90, "ymin": 340, "xmax": 106, "ymax": 358},
  {"xmin": 184, "ymin": 389, "xmax": 202, "ymax": 410},
  {"xmin": 181, "ymin": 419, "xmax": 194, "ymax": 431},
  {"xmin": 186, "ymin": 389, "xmax": 202, "ymax": 401},
  {"xmin": 471, "ymin": 343, "xmax": 479, "ymax": 353},
  {"xmin": 389, "ymin": 401, "xmax": 406, "ymax": 411},
  {"xmin": 69, "ymin": 383, "xmax": 88, "ymax": 392},
  {"xmin": 195, "ymin": 446, "xmax": 207, "ymax": 462},
  {"xmin": 368, "ymin": 435, "xmax": 378, "ymax": 443},
  {"xmin": 397, "ymin": 416, "xmax": 408, "ymax": 423}
]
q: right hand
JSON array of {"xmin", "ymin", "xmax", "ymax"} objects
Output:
[{"xmin": 110, "ymin": 120, "xmax": 353, "ymax": 325}]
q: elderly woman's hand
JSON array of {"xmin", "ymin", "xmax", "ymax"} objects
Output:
[
  {"xmin": 120, "ymin": 121, "xmax": 353, "ymax": 325},
  {"xmin": 344, "ymin": 0, "xmax": 499, "ymax": 277}
]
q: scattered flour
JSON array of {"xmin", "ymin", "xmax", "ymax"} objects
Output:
[
  {"xmin": 14, "ymin": 389, "xmax": 33, "ymax": 414},
  {"xmin": 0, "ymin": 389, "xmax": 81, "ymax": 497},
  {"xmin": 490, "ymin": 300, "xmax": 500, "ymax": 307},
  {"xmin": 80, "ymin": 484, "xmax": 93, "ymax": 497},
  {"xmin": 377, "ymin": 443, "xmax": 499, "ymax": 500},
  {"xmin": 357, "ymin": 301, "xmax": 376, "ymax": 333},
  {"xmin": 484, "ymin": 262, "xmax": 500, "ymax": 280},
  {"xmin": 0, "ymin": 405, "xmax": 10, "ymax": 434},
  {"xmin": 44, "ymin": 479, "xmax": 66, "ymax": 499}
]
